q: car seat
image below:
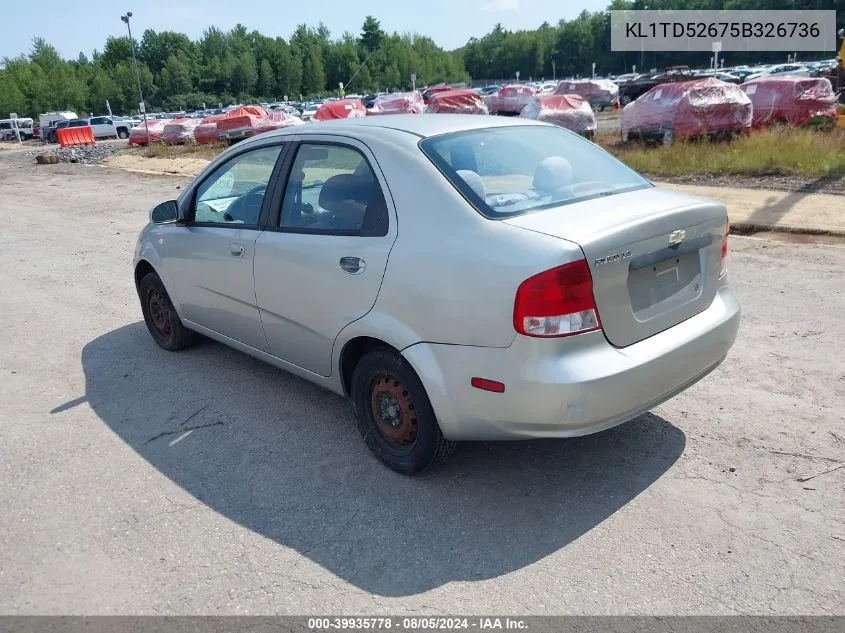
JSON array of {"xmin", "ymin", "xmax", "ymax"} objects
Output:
[{"xmin": 532, "ymin": 156, "xmax": 574, "ymax": 196}]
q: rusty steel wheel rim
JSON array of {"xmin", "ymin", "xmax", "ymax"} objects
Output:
[
  {"xmin": 369, "ymin": 371, "xmax": 418, "ymax": 451},
  {"xmin": 147, "ymin": 288, "xmax": 171, "ymax": 337}
]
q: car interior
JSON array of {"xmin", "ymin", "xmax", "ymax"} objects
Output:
[{"xmin": 279, "ymin": 147, "xmax": 388, "ymax": 234}]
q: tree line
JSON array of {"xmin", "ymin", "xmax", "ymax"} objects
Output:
[
  {"xmin": 1, "ymin": 0, "xmax": 842, "ymax": 119},
  {"xmin": 0, "ymin": 16, "xmax": 467, "ymax": 117}
]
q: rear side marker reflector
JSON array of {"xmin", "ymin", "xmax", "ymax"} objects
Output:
[{"xmin": 471, "ymin": 377, "xmax": 505, "ymax": 393}]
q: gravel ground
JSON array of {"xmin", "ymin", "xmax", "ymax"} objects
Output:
[
  {"xmin": 28, "ymin": 144, "xmax": 123, "ymax": 164},
  {"xmin": 0, "ymin": 154, "xmax": 843, "ymax": 615}
]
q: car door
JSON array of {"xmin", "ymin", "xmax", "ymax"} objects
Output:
[
  {"xmin": 253, "ymin": 137, "xmax": 397, "ymax": 376},
  {"xmin": 163, "ymin": 142, "xmax": 288, "ymax": 351},
  {"xmin": 87, "ymin": 117, "xmax": 104, "ymax": 137}
]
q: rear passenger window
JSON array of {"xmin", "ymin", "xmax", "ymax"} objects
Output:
[{"xmin": 278, "ymin": 144, "xmax": 388, "ymax": 236}]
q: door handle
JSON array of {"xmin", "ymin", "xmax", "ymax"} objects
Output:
[
  {"xmin": 229, "ymin": 243, "xmax": 245, "ymax": 257},
  {"xmin": 339, "ymin": 256, "xmax": 366, "ymax": 274}
]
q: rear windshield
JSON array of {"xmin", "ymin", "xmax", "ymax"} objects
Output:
[{"xmin": 419, "ymin": 125, "xmax": 651, "ymax": 219}]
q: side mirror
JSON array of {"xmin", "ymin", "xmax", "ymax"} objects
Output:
[{"xmin": 150, "ymin": 200, "xmax": 180, "ymax": 224}]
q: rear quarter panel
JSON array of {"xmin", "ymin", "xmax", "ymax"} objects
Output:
[{"xmin": 352, "ymin": 129, "xmax": 586, "ymax": 350}]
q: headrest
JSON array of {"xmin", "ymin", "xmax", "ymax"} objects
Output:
[
  {"xmin": 457, "ymin": 170, "xmax": 487, "ymax": 200},
  {"xmin": 533, "ymin": 157, "xmax": 573, "ymax": 193},
  {"xmin": 318, "ymin": 174, "xmax": 372, "ymax": 215}
]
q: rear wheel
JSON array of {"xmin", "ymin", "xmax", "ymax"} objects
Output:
[
  {"xmin": 139, "ymin": 271, "xmax": 197, "ymax": 351},
  {"xmin": 351, "ymin": 349, "xmax": 455, "ymax": 474}
]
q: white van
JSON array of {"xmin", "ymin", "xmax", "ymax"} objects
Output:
[
  {"xmin": 39, "ymin": 111, "xmax": 78, "ymax": 129},
  {"xmin": 0, "ymin": 118, "xmax": 34, "ymax": 140}
]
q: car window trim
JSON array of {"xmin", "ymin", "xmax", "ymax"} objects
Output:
[
  {"xmin": 185, "ymin": 139, "xmax": 292, "ymax": 231},
  {"xmin": 263, "ymin": 137, "xmax": 390, "ymax": 238}
]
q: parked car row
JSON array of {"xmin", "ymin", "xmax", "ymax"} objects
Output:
[
  {"xmin": 615, "ymin": 59, "xmax": 837, "ymax": 105},
  {"xmin": 620, "ymin": 75, "xmax": 838, "ymax": 145},
  {"xmin": 31, "ymin": 111, "xmax": 138, "ymax": 143}
]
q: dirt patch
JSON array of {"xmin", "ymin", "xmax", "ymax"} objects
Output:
[
  {"xmin": 656, "ymin": 181, "xmax": 845, "ymax": 235},
  {"xmin": 102, "ymin": 153, "xmax": 210, "ymax": 177},
  {"xmin": 650, "ymin": 172, "xmax": 845, "ymax": 197}
]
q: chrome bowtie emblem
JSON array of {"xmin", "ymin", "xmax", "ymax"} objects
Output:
[{"xmin": 668, "ymin": 229, "xmax": 686, "ymax": 246}]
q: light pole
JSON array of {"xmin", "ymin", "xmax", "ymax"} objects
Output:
[{"xmin": 121, "ymin": 11, "xmax": 149, "ymax": 144}]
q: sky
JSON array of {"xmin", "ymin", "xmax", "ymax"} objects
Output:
[{"xmin": 1, "ymin": 0, "xmax": 608, "ymax": 60}]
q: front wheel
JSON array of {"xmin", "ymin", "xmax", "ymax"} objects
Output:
[
  {"xmin": 351, "ymin": 349, "xmax": 456, "ymax": 474},
  {"xmin": 118, "ymin": 129, "xmax": 129, "ymax": 139},
  {"xmin": 139, "ymin": 271, "xmax": 197, "ymax": 351}
]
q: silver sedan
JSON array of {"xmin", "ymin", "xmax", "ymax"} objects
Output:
[{"xmin": 134, "ymin": 115, "xmax": 740, "ymax": 474}]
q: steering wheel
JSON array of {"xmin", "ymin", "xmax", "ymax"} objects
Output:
[{"xmin": 224, "ymin": 185, "xmax": 266, "ymax": 224}]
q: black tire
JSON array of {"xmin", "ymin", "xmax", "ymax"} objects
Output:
[
  {"xmin": 138, "ymin": 271, "xmax": 196, "ymax": 351},
  {"xmin": 351, "ymin": 349, "xmax": 456, "ymax": 475},
  {"xmin": 117, "ymin": 129, "xmax": 129, "ymax": 139}
]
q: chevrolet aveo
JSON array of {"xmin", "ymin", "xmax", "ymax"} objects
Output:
[{"xmin": 134, "ymin": 115, "xmax": 740, "ymax": 474}]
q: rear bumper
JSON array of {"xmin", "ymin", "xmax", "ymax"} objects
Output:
[
  {"xmin": 218, "ymin": 127, "xmax": 254, "ymax": 141},
  {"xmin": 403, "ymin": 285, "xmax": 740, "ymax": 441}
]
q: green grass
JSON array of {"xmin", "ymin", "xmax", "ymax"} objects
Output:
[
  {"xmin": 140, "ymin": 142, "xmax": 226, "ymax": 161},
  {"xmin": 132, "ymin": 126, "xmax": 845, "ymax": 181},
  {"xmin": 599, "ymin": 127, "xmax": 845, "ymax": 178}
]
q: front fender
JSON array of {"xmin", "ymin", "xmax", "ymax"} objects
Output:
[{"xmin": 134, "ymin": 227, "xmax": 184, "ymax": 317}]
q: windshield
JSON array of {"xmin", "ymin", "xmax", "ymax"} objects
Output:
[{"xmin": 419, "ymin": 125, "xmax": 651, "ymax": 219}]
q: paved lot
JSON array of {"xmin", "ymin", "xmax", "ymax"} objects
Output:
[{"xmin": 0, "ymin": 154, "xmax": 843, "ymax": 615}]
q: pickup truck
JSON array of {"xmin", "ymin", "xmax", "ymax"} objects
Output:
[{"xmin": 88, "ymin": 116, "xmax": 134, "ymax": 139}]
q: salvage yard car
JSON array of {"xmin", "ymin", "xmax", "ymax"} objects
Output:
[
  {"xmin": 621, "ymin": 77, "xmax": 752, "ymax": 145},
  {"xmin": 134, "ymin": 115, "xmax": 740, "ymax": 474}
]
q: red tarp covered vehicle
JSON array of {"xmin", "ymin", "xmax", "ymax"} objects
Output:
[
  {"xmin": 422, "ymin": 84, "xmax": 452, "ymax": 104},
  {"xmin": 620, "ymin": 77, "xmax": 752, "ymax": 145},
  {"xmin": 554, "ymin": 79, "xmax": 619, "ymax": 110},
  {"xmin": 128, "ymin": 118, "xmax": 173, "ymax": 146},
  {"xmin": 216, "ymin": 105, "xmax": 303, "ymax": 141},
  {"xmin": 484, "ymin": 84, "xmax": 538, "ymax": 115},
  {"xmin": 741, "ymin": 76, "xmax": 837, "ymax": 128},
  {"xmin": 313, "ymin": 99, "xmax": 367, "ymax": 121},
  {"xmin": 366, "ymin": 91, "xmax": 425, "ymax": 115},
  {"xmin": 194, "ymin": 113, "xmax": 229, "ymax": 144},
  {"xmin": 162, "ymin": 118, "xmax": 202, "ymax": 145},
  {"xmin": 425, "ymin": 89, "xmax": 489, "ymax": 115},
  {"xmin": 519, "ymin": 94, "xmax": 597, "ymax": 138}
]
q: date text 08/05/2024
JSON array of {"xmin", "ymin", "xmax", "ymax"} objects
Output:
[{"xmin": 307, "ymin": 617, "xmax": 529, "ymax": 630}]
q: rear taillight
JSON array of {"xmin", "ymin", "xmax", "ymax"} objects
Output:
[
  {"xmin": 719, "ymin": 217, "xmax": 729, "ymax": 279},
  {"xmin": 513, "ymin": 259, "xmax": 601, "ymax": 338}
]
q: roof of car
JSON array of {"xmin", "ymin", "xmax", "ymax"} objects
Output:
[{"xmin": 262, "ymin": 114, "xmax": 542, "ymax": 141}]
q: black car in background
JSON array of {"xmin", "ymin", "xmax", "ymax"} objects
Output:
[{"xmin": 618, "ymin": 66, "xmax": 695, "ymax": 104}]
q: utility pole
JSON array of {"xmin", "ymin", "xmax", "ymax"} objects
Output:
[{"xmin": 121, "ymin": 12, "xmax": 149, "ymax": 145}]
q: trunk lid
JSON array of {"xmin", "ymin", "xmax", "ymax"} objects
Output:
[{"xmin": 504, "ymin": 186, "xmax": 727, "ymax": 348}]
